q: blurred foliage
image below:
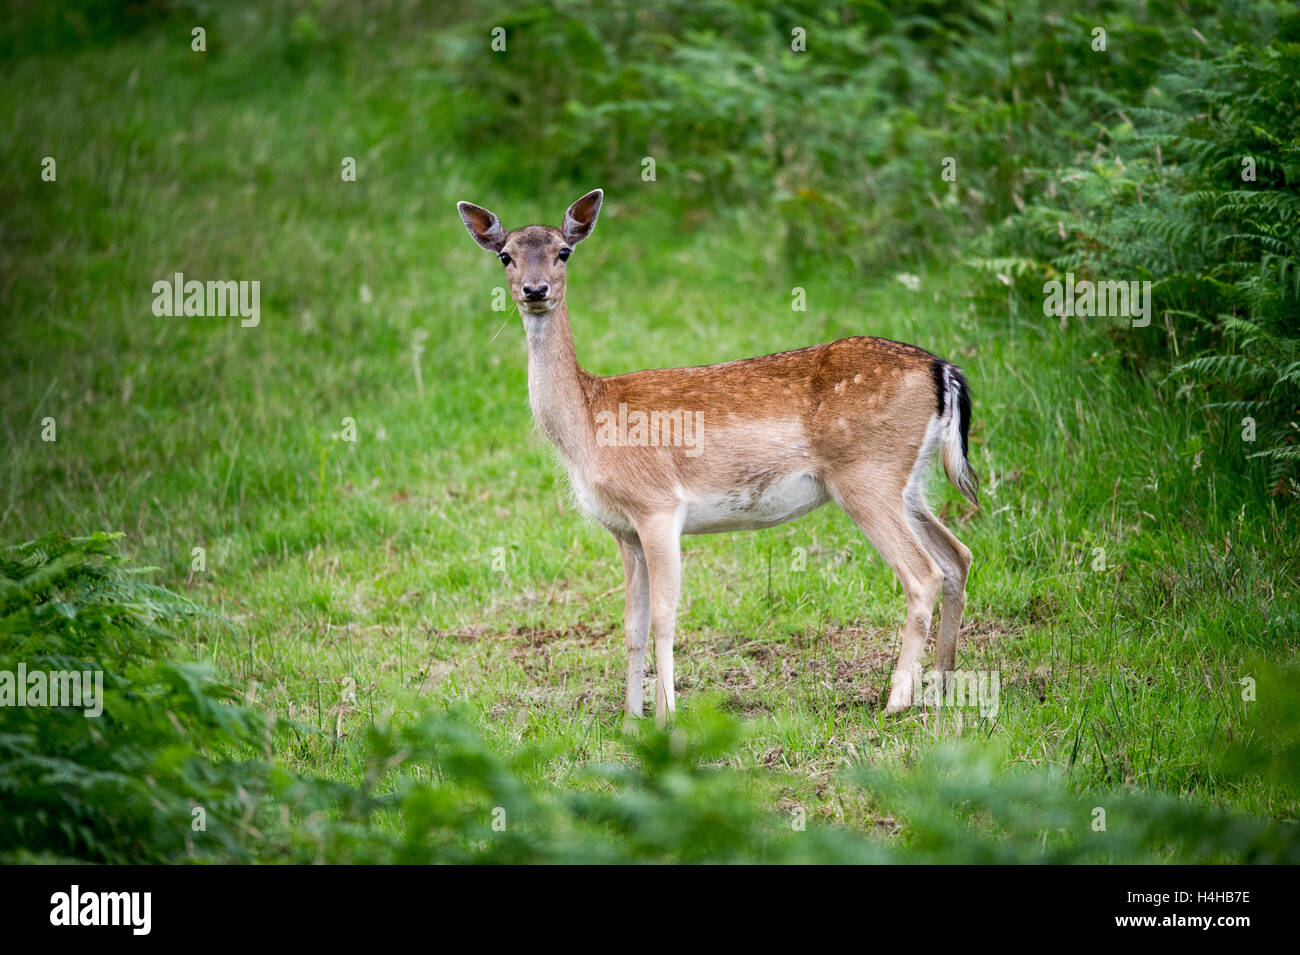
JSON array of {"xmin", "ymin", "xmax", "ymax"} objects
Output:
[
  {"xmin": 427, "ymin": 0, "xmax": 1280, "ymax": 266},
  {"xmin": 0, "ymin": 532, "xmax": 273, "ymax": 863},
  {"xmin": 863, "ymin": 671, "xmax": 1300, "ymax": 863},
  {"xmin": 11, "ymin": 0, "xmax": 1292, "ymax": 488},
  {"xmin": 3, "ymin": 534, "xmax": 1297, "ymax": 862},
  {"xmin": 986, "ymin": 33, "xmax": 1300, "ymax": 495}
]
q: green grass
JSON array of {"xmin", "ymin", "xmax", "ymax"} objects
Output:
[{"xmin": 2, "ymin": 5, "xmax": 1297, "ymax": 852}]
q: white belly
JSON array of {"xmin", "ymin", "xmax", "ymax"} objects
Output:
[
  {"xmin": 568, "ymin": 466, "xmax": 828, "ymax": 538},
  {"xmin": 682, "ymin": 472, "xmax": 829, "ymax": 534}
]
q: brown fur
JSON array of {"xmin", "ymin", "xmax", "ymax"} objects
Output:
[{"xmin": 458, "ymin": 190, "xmax": 975, "ymax": 723}]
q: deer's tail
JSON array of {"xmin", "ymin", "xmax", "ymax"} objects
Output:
[{"xmin": 934, "ymin": 360, "xmax": 979, "ymax": 506}]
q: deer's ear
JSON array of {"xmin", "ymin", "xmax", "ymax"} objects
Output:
[
  {"xmin": 561, "ymin": 189, "xmax": 603, "ymax": 246},
  {"xmin": 457, "ymin": 201, "xmax": 507, "ymax": 253}
]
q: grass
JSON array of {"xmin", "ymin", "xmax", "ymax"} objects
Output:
[{"xmin": 2, "ymin": 6, "xmax": 1297, "ymax": 850}]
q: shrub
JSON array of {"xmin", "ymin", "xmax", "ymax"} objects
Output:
[
  {"xmin": 980, "ymin": 34, "xmax": 1300, "ymax": 492},
  {"xmin": 0, "ymin": 532, "xmax": 274, "ymax": 862}
]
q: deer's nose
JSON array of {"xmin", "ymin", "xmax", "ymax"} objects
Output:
[{"xmin": 522, "ymin": 283, "xmax": 549, "ymax": 301}]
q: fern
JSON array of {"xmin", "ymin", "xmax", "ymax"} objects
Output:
[{"xmin": 989, "ymin": 35, "xmax": 1300, "ymax": 494}]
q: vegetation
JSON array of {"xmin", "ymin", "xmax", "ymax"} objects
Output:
[
  {"xmin": 3, "ymin": 534, "xmax": 1297, "ymax": 862},
  {"xmin": 989, "ymin": 32, "xmax": 1300, "ymax": 493},
  {"xmin": 1, "ymin": 0, "xmax": 1297, "ymax": 862}
]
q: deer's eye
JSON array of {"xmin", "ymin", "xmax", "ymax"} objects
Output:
[
  {"xmin": 498, "ymin": 252, "xmax": 512, "ymax": 266},
  {"xmin": 558, "ymin": 248, "xmax": 571, "ymax": 262}
]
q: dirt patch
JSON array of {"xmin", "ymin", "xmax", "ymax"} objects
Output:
[
  {"xmin": 465, "ymin": 615, "xmax": 1023, "ymax": 712},
  {"xmin": 436, "ymin": 621, "xmax": 612, "ymax": 647},
  {"xmin": 508, "ymin": 622, "xmax": 612, "ymax": 650},
  {"xmin": 697, "ymin": 617, "xmax": 1023, "ymax": 708}
]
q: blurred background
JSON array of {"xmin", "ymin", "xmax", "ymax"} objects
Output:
[{"xmin": 1, "ymin": 0, "xmax": 1298, "ymax": 863}]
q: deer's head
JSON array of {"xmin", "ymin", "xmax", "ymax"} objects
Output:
[{"xmin": 457, "ymin": 189, "xmax": 603, "ymax": 316}]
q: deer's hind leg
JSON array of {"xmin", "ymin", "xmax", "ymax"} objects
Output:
[
  {"xmin": 828, "ymin": 478, "xmax": 942, "ymax": 714},
  {"xmin": 907, "ymin": 504, "xmax": 972, "ymax": 675}
]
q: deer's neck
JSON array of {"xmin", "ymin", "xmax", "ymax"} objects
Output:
[{"xmin": 522, "ymin": 302, "xmax": 593, "ymax": 464}]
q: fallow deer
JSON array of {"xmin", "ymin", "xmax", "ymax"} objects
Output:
[{"xmin": 458, "ymin": 189, "xmax": 977, "ymax": 725}]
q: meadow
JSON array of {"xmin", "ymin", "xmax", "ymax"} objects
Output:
[{"xmin": 1, "ymin": 0, "xmax": 1297, "ymax": 863}]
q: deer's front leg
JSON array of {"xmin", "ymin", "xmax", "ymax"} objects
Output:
[
  {"xmin": 638, "ymin": 513, "xmax": 683, "ymax": 727},
  {"xmin": 617, "ymin": 536, "xmax": 650, "ymax": 718}
]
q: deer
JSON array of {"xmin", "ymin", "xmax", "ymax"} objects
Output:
[{"xmin": 457, "ymin": 189, "xmax": 977, "ymax": 726}]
